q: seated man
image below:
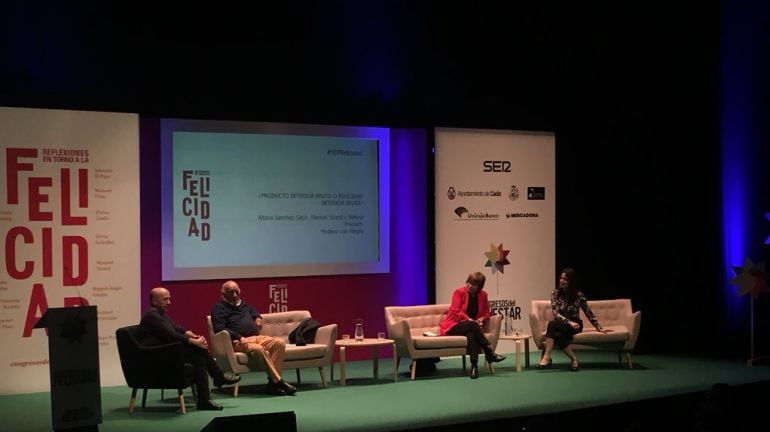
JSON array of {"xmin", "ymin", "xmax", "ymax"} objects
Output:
[
  {"xmin": 137, "ymin": 287, "xmax": 240, "ymax": 411},
  {"xmin": 211, "ymin": 280, "xmax": 297, "ymax": 396}
]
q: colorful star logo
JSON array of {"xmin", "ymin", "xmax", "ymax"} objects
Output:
[
  {"xmin": 484, "ymin": 243, "xmax": 510, "ymax": 274},
  {"xmin": 729, "ymin": 257, "xmax": 769, "ymax": 299}
]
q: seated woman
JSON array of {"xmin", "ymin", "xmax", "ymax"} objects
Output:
[
  {"xmin": 537, "ymin": 267, "xmax": 609, "ymax": 371},
  {"xmin": 439, "ymin": 271, "xmax": 506, "ymax": 379}
]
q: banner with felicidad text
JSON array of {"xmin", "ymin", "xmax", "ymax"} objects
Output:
[{"xmin": 0, "ymin": 107, "xmax": 140, "ymax": 394}]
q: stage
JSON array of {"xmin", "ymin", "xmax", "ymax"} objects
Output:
[{"xmin": 3, "ymin": 352, "xmax": 769, "ymax": 432}]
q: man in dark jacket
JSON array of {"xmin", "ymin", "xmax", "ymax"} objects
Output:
[
  {"xmin": 138, "ymin": 286, "xmax": 240, "ymax": 410},
  {"xmin": 211, "ymin": 280, "xmax": 297, "ymax": 396}
]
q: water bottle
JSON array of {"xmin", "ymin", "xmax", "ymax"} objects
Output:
[
  {"xmin": 505, "ymin": 316, "xmax": 512, "ymax": 336},
  {"xmin": 354, "ymin": 319, "xmax": 364, "ymax": 341}
]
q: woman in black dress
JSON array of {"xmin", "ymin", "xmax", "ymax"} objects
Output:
[{"xmin": 536, "ymin": 268, "xmax": 608, "ymax": 371}]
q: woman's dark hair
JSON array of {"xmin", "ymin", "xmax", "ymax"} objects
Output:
[
  {"xmin": 466, "ymin": 272, "xmax": 486, "ymax": 290},
  {"xmin": 559, "ymin": 267, "xmax": 579, "ymax": 297}
]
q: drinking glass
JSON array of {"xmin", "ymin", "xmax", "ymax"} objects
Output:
[{"xmin": 354, "ymin": 319, "xmax": 364, "ymax": 341}]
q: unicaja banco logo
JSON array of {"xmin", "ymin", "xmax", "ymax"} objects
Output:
[{"xmin": 453, "ymin": 207, "xmax": 499, "ymax": 220}]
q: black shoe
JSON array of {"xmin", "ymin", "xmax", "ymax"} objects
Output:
[
  {"xmin": 278, "ymin": 379, "xmax": 297, "ymax": 395},
  {"xmin": 197, "ymin": 399, "xmax": 223, "ymax": 411},
  {"xmin": 470, "ymin": 366, "xmax": 479, "ymax": 379},
  {"xmin": 267, "ymin": 379, "xmax": 297, "ymax": 396},
  {"xmin": 266, "ymin": 381, "xmax": 288, "ymax": 396},
  {"xmin": 571, "ymin": 361, "xmax": 579, "ymax": 372},
  {"xmin": 486, "ymin": 353, "xmax": 507, "ymax": 363},
  {"xmin": 536, "ymin": 358, "xmax": 552, "ymax": 370},
  {"xmin": 213, "ymin": 372, "xmax": 241, "ymax": 388}
]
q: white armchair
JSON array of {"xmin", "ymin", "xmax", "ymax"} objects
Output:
[
  {"xmin": 385, "ymin": 304, "xmax": 502, "ymax": 379},
  {"xmin": 529, "ymin": 299, "xmax": 641, "ymax": 368},
  {"xmin": 207, "ymin": 310, "xmax": 337, "ymax": 396}
]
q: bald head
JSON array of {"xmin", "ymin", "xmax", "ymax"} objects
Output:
[
  {"xmin": 150, "ymin": 287, "xmax": 171, "ymax": 311},
  {"xmin": 221, "ymin": 280, "xmax": 241, "ymax": 305},
  {"xmin": 222, "ymin": 280, "xmax": 238, "ymax": 293}
]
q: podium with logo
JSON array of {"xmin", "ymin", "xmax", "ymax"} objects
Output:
[{"xmin": 35, "ymin": 306, "xmax": 102, "ymax": 431}]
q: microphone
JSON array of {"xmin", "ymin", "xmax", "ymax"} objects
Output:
[{"xmin": 74, "ymin": 285, "xmax": 87, "ymax": 306}]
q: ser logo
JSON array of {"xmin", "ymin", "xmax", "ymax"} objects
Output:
[{"xmin": 483, "ymin": 160, "xmax": 511, "ymax": 172}]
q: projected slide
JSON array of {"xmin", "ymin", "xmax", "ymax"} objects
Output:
[{"xmin": 160, "ymin": 119, "xmax": 390, "ymax": 280}]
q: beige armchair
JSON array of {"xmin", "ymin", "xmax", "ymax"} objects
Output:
[
  {"xmin": 529, "ymin": 299, "xmax": 641, "ymax": 368},
  {"xmin": 384, "ymin": 304, "xmax": 502, "ymax": 380},
  {"xmin": 207, "ymin": 310, "xmax": 337, "ymax": 396}
]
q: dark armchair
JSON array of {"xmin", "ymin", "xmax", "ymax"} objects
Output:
[{"xmin": 115, "ymin": 325, "xmax": 196, "ymax": 414}]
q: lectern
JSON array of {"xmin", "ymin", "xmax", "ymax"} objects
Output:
[{"xmin": 35, "ymin": 306, "xmax": 102, "ymax": 431}]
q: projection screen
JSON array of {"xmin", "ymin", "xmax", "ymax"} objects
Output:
[{"xmin": 160, "ymin": 118, "xmax": 390, "ymax": 280}]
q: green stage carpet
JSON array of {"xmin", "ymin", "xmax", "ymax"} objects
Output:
[{"xmin": 2, "ymin": 352, "xmax": 769, "ymax": 432}]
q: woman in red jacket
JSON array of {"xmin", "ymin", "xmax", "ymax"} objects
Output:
[{"xmin": 439, "ymin": 272, "xmax": 506, "ymax": 379}]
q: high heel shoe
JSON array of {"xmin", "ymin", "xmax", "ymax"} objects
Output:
[
  {"xmin": 570, "ymin": 361, "xmax": 579, "ymax": 372},
  {"xmin": 486, "ymin": 353, "xmax": 507, "ymax": 363},
  {"xmin": 536, "ymin": 358, "xmax": 552, "ymax": 369}
]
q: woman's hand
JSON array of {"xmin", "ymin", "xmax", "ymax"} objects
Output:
[
  {"xmin": 597, "ymin": 327, "xmax": 610, "ymax": 333},
  {"xmin": 569, "ymin": 320, "xmax": 580, "ymax": 330}
]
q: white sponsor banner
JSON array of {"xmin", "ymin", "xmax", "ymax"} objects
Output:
[
  {"xmin": 0, "ymin": 107, "xmax": 140, "ymax": 394},
  {"xmin": 435, "ymin": 128, "xmax": 555, "ymax": 342}
]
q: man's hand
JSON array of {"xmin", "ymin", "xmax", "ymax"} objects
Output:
[
  {"xmin": 569, "ymin": 320, "xmax": 580, "ymax": 330},
  {"xmin": 255, "ymin": 317, "xmax": 263, "ymax": 331},
  {"xmin": 189, "ymin": 335, "xmax": 208, "ymax": 349}
]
